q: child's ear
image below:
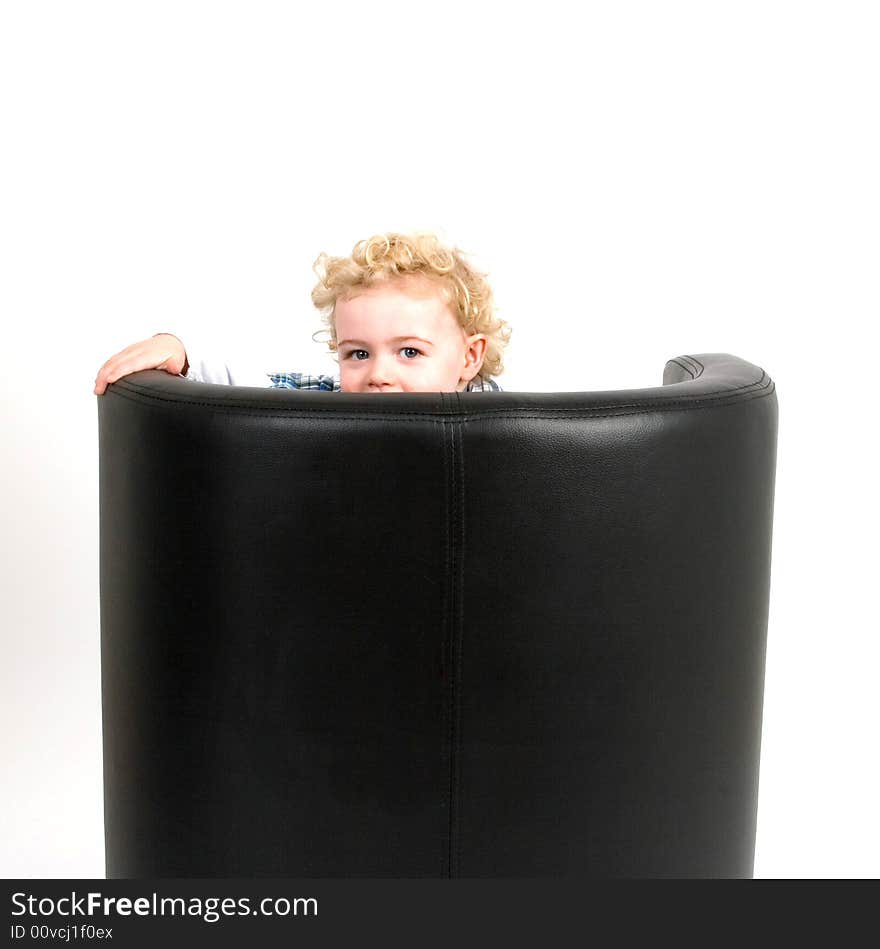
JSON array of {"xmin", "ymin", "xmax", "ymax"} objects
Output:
[{"xmin": 467, "ymin": 334, "xmax": 488, "ymax": 367}]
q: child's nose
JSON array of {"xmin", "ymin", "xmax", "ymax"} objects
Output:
[{"xmin": 367, "ymin": 359, "xmax": 396, "ymax": 388}]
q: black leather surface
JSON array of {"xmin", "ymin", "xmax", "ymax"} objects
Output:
[{"xmin": 98, "ymin": 353, "xmax": 778, "ymax": 877}]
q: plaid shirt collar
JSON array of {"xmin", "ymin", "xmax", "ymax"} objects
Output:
[{"xmin": 266, "ymin": 373, "xmax": 502, "ymax": 393}]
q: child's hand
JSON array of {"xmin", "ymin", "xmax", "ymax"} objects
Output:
[{"xmin": 94, "ymin": 333, "xmax": 188, "ymax": 395}]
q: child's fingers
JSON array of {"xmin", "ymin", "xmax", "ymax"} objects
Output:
[
  {"xmin": 94, "ymin": 339, "xmax": 180, "ymax": 395},
  {"xmin": 94, "ymin": 344, "xmax": 147, "ymax": 394},
  {"xmin": 94, "ymin": 358, "xmax": 121, "ymax": 395},
  {"xmin": 99, "ymin": 358, "xmax": 146, "ymax": 388},
  {"xmin": 94, "ymin": 350, "xmax": 137, "ymax": 393}
]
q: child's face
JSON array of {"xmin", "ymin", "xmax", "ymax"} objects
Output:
[{"xmin": 333, "ymin": 277, "xmax": 487, "ymax": 393}]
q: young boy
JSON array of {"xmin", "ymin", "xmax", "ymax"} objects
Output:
[{"xmin": 93, "ymin": 232, "xmax": 512, "ymax": 395}]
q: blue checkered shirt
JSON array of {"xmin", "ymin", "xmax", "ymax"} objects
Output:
[{"xmin": 266, "ymin": 372, "xmax": 502, "ymax": 392}]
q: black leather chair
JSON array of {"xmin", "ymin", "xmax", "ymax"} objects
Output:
[{"xmin": 97, "ymin": 353, "xmax": 778, "ymax": 877}]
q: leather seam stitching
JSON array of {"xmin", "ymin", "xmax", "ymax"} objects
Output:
[
  {"xmin": 106, "ymin": 377, "xmax": 774, "ymax": 422},
  {"xmin": 441, "ymin": 393, "xmax": 453, "ymax": 879},
  {"xmin": 446, "ymin": 396, "xmax": 459, "ymax": 879},
  {"xmin": 454, "ymin": 405, "xmax": 465, "ymax": 880}
]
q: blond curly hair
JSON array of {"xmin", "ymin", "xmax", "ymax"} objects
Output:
[{"xmin": 310, "ymin": 232, "xmax": 511, "ymax": 382}]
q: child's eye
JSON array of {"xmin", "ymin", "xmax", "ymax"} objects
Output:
[{"xmin": 342, "ymin": 347, "xmax": 423, "ymax": 361}]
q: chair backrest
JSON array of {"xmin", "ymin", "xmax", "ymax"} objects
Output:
[{"xmin": 98, "ymin": 353, "xmax": 778, "ymax": 877}]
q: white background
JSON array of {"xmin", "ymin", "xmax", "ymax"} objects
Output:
[{"xmin": 1, "ymin": 1, "xmax": 877, "ymax": 878}]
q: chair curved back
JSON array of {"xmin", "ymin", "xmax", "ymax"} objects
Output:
[{"xmin": 97, "ymin": 353, "xmax": 778, "ymax": 877}]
